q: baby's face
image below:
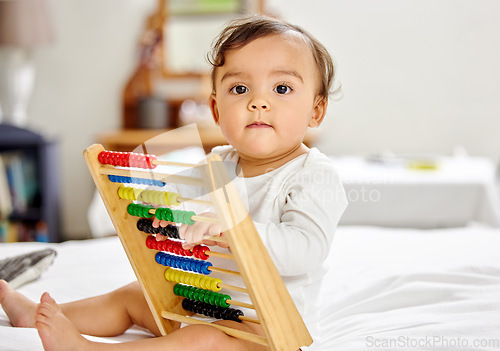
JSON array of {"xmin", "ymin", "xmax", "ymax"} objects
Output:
[{"xmin": 210, "ymin": 32, "xmax": 325, "ymax": 161}]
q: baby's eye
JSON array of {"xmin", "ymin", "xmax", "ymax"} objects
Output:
[
  {"xmin": 274, "ymin": 84, "xmax": 292, "ymax": 94},
  {"xmin": 230, "ymin": 85, "xmax": 248, "ymax": 94}
]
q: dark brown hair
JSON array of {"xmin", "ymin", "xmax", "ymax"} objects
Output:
[{"xmin": 207, "ymin": 15, "xmax": 336, "ymax": 101}]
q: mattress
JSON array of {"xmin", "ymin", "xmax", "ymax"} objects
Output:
[{"xmin": 1, "ymin": 223, "xmax": 500, "ymax": 350}]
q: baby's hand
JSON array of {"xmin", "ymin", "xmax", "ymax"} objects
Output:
[
  {"xmin": 178, "ymin": 212, "xmax": 225, "ymax": 249},
  {"xmin": 152, "ymin": 217, "xmax": 176, "ymax": 242}
]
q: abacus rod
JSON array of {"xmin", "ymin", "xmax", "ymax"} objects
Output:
[
  {"xmin": 205, "ymin": 250, "xmax": 234, "ymax": 260},
  {"xmin": 227, "ymin": 299, "xmax": 255, "ymax": 310},
  {"xmin": 239, "ymin": 316, "xmax": 260, "ymax": 324},
  {"xmin": 160, "ymin": 311, "xmax": 268, "ymax": 346},
  {"xmin": 151, "ymin": 160, "xmax": 198, "ymax": 168},
  {"xmin": 207, "ymin": 266, "xmax": 240, "ymax": 276},
  {"xmin": 99, "ymin": 165, "xmax": 204, "ymax": 186},
  {"xmin": 219, "ymin": 283, "xmax": 247, "ymax": 294},
  {"xmin": 178, "ymin": 197, "xmax": 212, "ymax": 205}
]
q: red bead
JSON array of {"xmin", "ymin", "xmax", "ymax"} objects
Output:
[
  {"xmin": 173, "ymin": 242, "xmax": 182, "ymax": 255},
  {"xmin": 117, "ymin": 153, "xmax": 125, "ymax": 167},
  {"xmin": 110, "ymin": 152, "xmax": 118, "ymax": 166},
  {"xmin": 146, "ymin": 236, "xmax": 155, "ymax": 249},
  {"xmin": 98, "ymin": 151, "xmax": 106, "ymax": 164},
  {"xmin": 166, "ymin": 240, "xmax": 174, "ymax": 253},
  {"xmin": 184, "ymin": 247, "xmax": 193, "ymax": 256},
  {"xmin": 128, "ymin": 153, "xmax": 136, "ymax": 167},
  {"xmin": 198, "ymin": 246, "xmax": 209, "ymax": 260},
  {"xmin": 158, "ymin": 241, "xmax": 165, "ymax": 251},
  {"xmin": 192, "ymin": 245, "xmax": 200, "ymax": 258},
  {"xmin": 145, "ymin": 155, "xmax": 158, "ymax": 169}
]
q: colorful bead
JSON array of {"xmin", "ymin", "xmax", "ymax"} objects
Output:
[
  {"xmin": 173, "ymin": 284, "xmax": 231, "ymax": 309},
  {"xmin": 164, "ymin": 268, "xmax": 222, "ymax": 292},
  {"xmin": 166, "ymin": 192, "xmax": 180, "ymax": 206},
  {"xmin": 155, "ymin": 252, "xmax": 213, "ymax": 275},
  {"xmin": 127, "ymin": 203, "xmax": 154, "ymax": 218},
  {"xmin": 181, "ymin": 298, "xmax": 243, "ymax": 323},
  {"xmin": 108, "ymin": 175, "xmax": 165, "ymax": 187},
  {"xmin": 192, "ymin": 245, "xmax": 209, "ymax": 260},
  {"xmin": 98, "ymin": 150, "xmax": 158, "ymax": 169},
  {"xmin": 137, "ymin": 219, "xmax": 180, "ymax": 239}
]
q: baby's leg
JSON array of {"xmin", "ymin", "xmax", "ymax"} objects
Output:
[
  {"xmin": 37, "ymin": 292, "xmax": 269, "ymax": 351},
  {"xmin": 1, "ymin": 280, "xmax": 165, "ymax": 337},
  {"xmin": 60, "ymin": 281, "xmax": 164, "ymax": 337}
]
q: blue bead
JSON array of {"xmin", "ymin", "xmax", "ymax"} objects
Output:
[
  {"xmin": 155, "ymin": 252, "xmax": 162, "ymax": 265},
  {"xmin": 202, "ymin": 261, "xmax": 212, "ymax": 275}
]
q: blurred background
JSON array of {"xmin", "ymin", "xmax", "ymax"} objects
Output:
[{"xmin": 0, "ymin": 0, "xmax": 499, "ymax": 241}]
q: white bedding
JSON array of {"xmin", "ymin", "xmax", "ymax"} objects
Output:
[{"xmin": 1, "ymin": 224, "xmax": 500, "ymax": 350}]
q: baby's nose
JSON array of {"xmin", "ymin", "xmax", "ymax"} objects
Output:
[
  {"xmin": 250, "ymin": 104, "xmax": 268, "ymax": 110},
  {"xmin": 248, "ymin": 97, "xmax": 271, "ymax": 111}
]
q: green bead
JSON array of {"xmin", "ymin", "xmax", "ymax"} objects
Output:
[
  {"xmin": 207, "ymin": 292, "xmax": 217, "ymax": 306},
  {"xmin": 127, "ymin": 203, "xmax": 135, "ymax": 216},
  {"xmin": 165, "ymin": 208, "xmax": 174, "ymax": 222},
  {"xmin": 142, "ymin": 205, "xmax": 154, "ymax": 218},
  {"xmin": 221, "ymin": 295, "xmax": 231, "ymax": 308},
  {"xmin": 185, "ymin": 211, "xmax": 196, "ymax": 225},
  {"xmin": 173, "ymin": 284, "xmax": 182, "ymax": 296}
]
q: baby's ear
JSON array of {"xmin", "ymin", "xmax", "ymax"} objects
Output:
[
  {"xmin": 209, "ymin": 93, "xmax": 220, "ymax": 125},
  {"xmin": 309, "ymin": 96, "xmax": 327, "ymax": 128}
]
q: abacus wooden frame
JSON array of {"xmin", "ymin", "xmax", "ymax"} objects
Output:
[{"xmin": 84, "ymin": 143, "xmax": 312, "ymax": 351}]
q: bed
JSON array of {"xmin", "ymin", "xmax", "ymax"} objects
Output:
[
  {"xmin": 1, "ymin": 223, "xmax": 500, "ymax": 350},
  {"xmin": 2, "ymin": 145, "xmax": 500, "ymax": 350}
]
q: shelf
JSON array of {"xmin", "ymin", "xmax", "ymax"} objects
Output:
[{"xmin": 0, "ymin": 124, "xmax": 60, "ymax": 242}]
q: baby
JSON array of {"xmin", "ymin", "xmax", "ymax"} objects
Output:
[{"xmin": 0, "ymin": 15, "xmax": 347, "ymax": 351}]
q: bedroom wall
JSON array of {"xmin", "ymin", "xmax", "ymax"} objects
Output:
[
  {"xmin": 267, "ymin": 0, "xmax": 500, "ymax": 159},
  {"xmin": 26, "ymin": 0, "xmax": 500, "ymax": 240}
]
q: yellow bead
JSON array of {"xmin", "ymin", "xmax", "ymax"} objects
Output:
[
  {"xmin": 117, "ymin": 186, "xmax": 125, "ymax": 199},
  {"xmin": 174, "ymin": 270, "xmax": 184, "ymax": 284},
  {"xmin": 134, "ymin": 188, "xmax": 143, "ymax": 199},
  {"xmin": 168, "ymin": 192, "xmax": 181, "ymax": 206},
  {"xmin": 212, "ymin": 278, "xmax": 222, "ymax": 292},
  {"xmin": 164, "ymin": 268, "xmax": 172, "ymax": 281},
  {"xmin": 155, "ymin": 191, "xmax": 165, "ymax": 205},
  {"xmin": 140, "ymin": 190, "xmax": 150, "ymax": 203},
  {"xmin": 126, "ymin": 187, "xmax": 136, "ymax": 200},
  {"xmin": 187, "ymin": 273, "xmax": 197, "ymax": 286}
]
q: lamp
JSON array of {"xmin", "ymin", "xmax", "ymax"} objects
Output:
[{"xmin": 0, "ymin": 0, "xmax": 53, "ymax": 126}]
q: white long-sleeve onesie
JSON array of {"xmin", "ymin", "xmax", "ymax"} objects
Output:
[{"xmin": 172, "ymin": 145, "xmax": 347, "ymax": 347}]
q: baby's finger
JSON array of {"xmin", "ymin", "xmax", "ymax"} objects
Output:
[
  {"xmin": 152, "ymin": 217, "xmax": 161, "ymax": 228},
  {"xmin": 178, "ymin": 224, "xmax": 189, "ymax": 240},
  {"xmin": 182, "ymin": 223, "xmax": 210, "ymax": 249},
  {"xmin": 155, "ymin": 234, "xmax": 168, "ymax": 242}
]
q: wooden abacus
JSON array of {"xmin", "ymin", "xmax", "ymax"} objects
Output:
[{"xmin": 84, "ymin": 143, "xmax": 312, "ymax": 351}]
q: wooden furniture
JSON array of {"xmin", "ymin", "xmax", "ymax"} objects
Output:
[
  {"xmin": 122, "ymin": 0, "xmax": 267, "ymax": 130},
  {"xmin": 84, "ymin": 143, "xmax": 312, "ymax": 350},
  {"xmin": 0, "ymin": 124, "xmax": 60, "ymax": 242}
]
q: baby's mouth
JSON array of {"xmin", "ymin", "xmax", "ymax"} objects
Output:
[{"xmin": 246, "ymin": 122, "xmax": 272, "ymax": 128}]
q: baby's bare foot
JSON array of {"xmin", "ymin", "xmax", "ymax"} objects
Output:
[
  {"xmin": 35, "ymin": 292, "xmax": 89, "ymax": 351},
  {"xmin": 0, "ymin": 279, "xmax": 37, "ymax": 327}
]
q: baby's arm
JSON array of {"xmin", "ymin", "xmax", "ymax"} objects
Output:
[
  {"xmin": 257, "ymin": 167, "xmax": 347, "ymax": 276},
  {"xmin": 175, "ymin": 166, "xmax": 347, "ymax": 276}
]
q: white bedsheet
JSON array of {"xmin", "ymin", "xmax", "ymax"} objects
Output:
[{"xmin": 1, "ymin": 224, "xmax": 500, "ymax": 350}]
